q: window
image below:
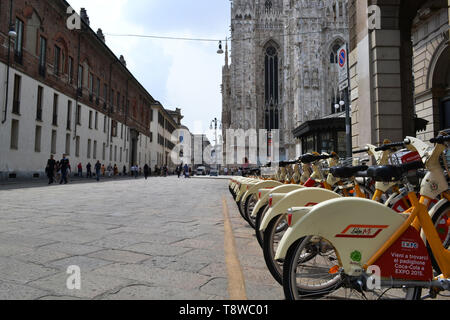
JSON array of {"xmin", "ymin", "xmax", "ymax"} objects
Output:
[
  {"xmin": 65, "ymin": 133, "xmax": 70, "ymax": 155},
  {"xmin": 87, "ymin": 139, "xmax": 92, "ymax": 159},
  {"xmin": 36, "ymin": 86, "xmax": 43, "ymax": 121},
  {"xmin": 89, "ymin": 111, "xmax": 93, "ymax": 129},
  {"xmin": 96, "ymin": 78, "xmax": 100, "ymax": 100},
  {"xmin": 114, "ymin": 145, "xmax": 117, "ymax": 162},
  {"xmin": 103, "ymin": 115, "xmax": 107, "ymax": 133},
  {"xmin": 93, "ymin": 140, "xmax": 97, "ymax": 159},
  {"xmin": 103, "ymin": 84, "xmax": 108, "ymax": 108},
  {"xmin": 52, "ymin": 94, "xmax": 58, "ymax": 126},
  {"xmin": 68, "ymin": 57, "xmax": 74, "ymax": 84},
  {"xmin": 76, "ymin": 105, "xmax": 81, "ymax": 125},
  {"xmin": 75, "ymin": 136, "xmax": 80, "ymax": 157},
  {"xmin": 89, "ymin": 73, "xmax": 94, "ymax": 100},
  {"xmin": 78, "ymin": 65, "xmax": 84, "ymax": 90},
  {"xmin": 12, "ymin": 74, "xmax": 21, "ymax": 114},
  {"xmin": 35, "ymin": 126, "xmax": 42, "ymax": 153},
  {"xmin": 67, "ymin": 101, "xmax": 72, "ymax": 130},
  {"xmin": 111, "ymin": 120, "xmax": 118, "ymax": 137},
  {"xmin": 10, "ymin": 119, "xmax": 19, "ymax": 150},
  {"xmin": 109, "ymin": 145, "xmax": 112, "ymax": 161},
  {"xmin": 51, "ymin": 130, "xmax": 57, "ymax": 154},
  {"xmin": 54, "ymin": 46, "xmax": 61, "ymax": 76},
  {"xmin": 109, "ymin": 89, "xmax": 114, "ymax": 111},
  {"xmin": 120, "ymin": 147, "xmax": 122, "ymax": 162},
  {"xmin": 95, "ymin": 111, "xmax": 98, "ymax": 130},
  {"xmin": 102, "ymin": 143, "xmax": 106, "ymax": 161},
  {"xmin": 39, "ymin": 37, "xmax": 47, "ymax": 77},
  {"xmin": 264, "ymin": 45, "xmax": 279, "ymax": 130},
  {"xmin": 65, "ymin": 134, "xmax": 71, "ymax": 155},
  {"xmin": 117, "ymin": 92, "xmax": 121, "ymax": 113},
  {"xmin": 14, "ymin": 18, "xmax": 24, "ymax": 64}
]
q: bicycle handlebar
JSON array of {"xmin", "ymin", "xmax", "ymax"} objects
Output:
[
  {"xmin": 299, "ymin": 154, "xmax": 330, "ymax": 164},
  {"xmin": 430, "ymin": 135, "xmax": 450, "ymax": 144},
  {"xmin": 374, "ymin": 142, "xmax": 405, "ymax": 152},
  {"xmin": 353, "ymin": 147, "xmax": 369, "ymax": 155}
]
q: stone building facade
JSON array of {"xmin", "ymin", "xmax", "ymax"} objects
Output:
[
  {"xmin": 222, "ymin": 0, "xmax": 350, "ymax": 163},
  {"xmin": 0, "ymin": 0, "xmax": 181, "ymax": 179},
  {"xmin": 348, "ymin": 0, "xmax": 449, "ymax": 149}
]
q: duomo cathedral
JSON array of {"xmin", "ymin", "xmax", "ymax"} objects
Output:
[{"xmin": 221, "ymin": 0, "xmax": 350, "ymax": 161}]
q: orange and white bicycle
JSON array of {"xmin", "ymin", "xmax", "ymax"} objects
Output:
[{"xmin": 277, "ymin": 133, "xmax": 450, "ymax": 300}]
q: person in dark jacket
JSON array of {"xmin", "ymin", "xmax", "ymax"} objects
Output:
[
  {"xmin": 144, "ymin": 164, "xmax": 150, "ymax": 180},
  {"xmin": 46, "ymin": 155, "xmax": 56, "ymax": 185},
  {"xmin": 95, "ymin": 161, "xmax": 102, "ymax": 182},
  {"xmin": 86, "ymin": 163, "xmax": 92, "ymax": 178},
  {"xmin": 59, "ymin": 154, "xmax": 70, "ymax": 184}
]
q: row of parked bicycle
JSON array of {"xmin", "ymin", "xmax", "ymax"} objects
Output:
[{"xmin": 228, "ymin": 133, "xmax": 450, "ymax": 300}]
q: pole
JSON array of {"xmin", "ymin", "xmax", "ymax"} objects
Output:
[
  {"xmin": 2, "ymin": 0, "xmax": 14, "ymax": 124},
  {"xmin": 345, "ymin": 43, "xmax": 352, "ymax": 159}
]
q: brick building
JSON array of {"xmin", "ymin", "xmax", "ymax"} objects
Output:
[{"xmin": 0, "ymin": 0, "xmax": 181, "ymax": 179}]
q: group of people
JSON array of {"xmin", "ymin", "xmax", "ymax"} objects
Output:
[
  {"xmin": 45, "ymin": 154, "xmax": 71, "ymax": 184},
  {"xmin": 176, "ymin": 163, "xmax": 191, "ymax": 179},
  {"xmin": 45, "ymin": 154, "xmax": 158, "ymax": 185}
]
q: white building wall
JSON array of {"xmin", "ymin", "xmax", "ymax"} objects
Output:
[{"xmin": 0, "ymin": 63, "xmax": 155, "ymax": 179}]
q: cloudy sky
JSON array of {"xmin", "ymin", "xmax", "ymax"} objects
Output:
[{"xmin": 67, "ymin": 0, "xmax": 231, "ymax": 142}]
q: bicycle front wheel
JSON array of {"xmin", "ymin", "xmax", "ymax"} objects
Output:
[{"xmin": 283, "ymin": 236, "xmax": 343, "ymax": 300}]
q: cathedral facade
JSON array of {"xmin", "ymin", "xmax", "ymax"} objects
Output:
[{"xmin": 222, "ymin": 0, "xmax": 350, "ymax": 163}]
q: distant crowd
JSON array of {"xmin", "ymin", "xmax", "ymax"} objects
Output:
[{"xmin": 45, "ymin": 154, "xmax": 173, "ymax": 185}]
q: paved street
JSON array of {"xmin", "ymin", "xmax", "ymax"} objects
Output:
[{"xmin": 0, "ymin": 176, "xmax": 282, "ymax": 300}]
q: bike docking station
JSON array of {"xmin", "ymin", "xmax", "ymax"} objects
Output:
[{"xmin": 227, "ymin": 131, "xmax": 450, "ymax": 303}]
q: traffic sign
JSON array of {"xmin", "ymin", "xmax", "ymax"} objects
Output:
[{"xmin": 338, "ymin": 44, "xmax": 348, "ymax": 91}]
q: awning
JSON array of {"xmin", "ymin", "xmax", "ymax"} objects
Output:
[{"xmin": 293, "ymin": 117, "xmax": 345, "ymax": 139}]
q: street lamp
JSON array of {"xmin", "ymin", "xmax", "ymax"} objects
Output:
[{"xmin": 217, "ymin": 41, "xmax": 224, "ymax": 54}]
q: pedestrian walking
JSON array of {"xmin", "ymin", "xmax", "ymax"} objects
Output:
[
  {"xmin": 114, "ymin": 164, "xmax": 118, "ymax": 176},
  {"xmin": 144, "ymin": 164, "xmax": 150, "ymax": 180},
  {"xmin": 77, "ymin": 163, "xmax": 83, "ymax": 177},
  {"xmin": 177, "ymin": 163, "xmax": 183, "ymax": 178},
  {"xmin": 59, "ymin": 154, "xmax": 70, "ymax": 184},
  {"xmin": 123, "ymin": 165, "xmax": 127, "ymax": 176},
  {"xmin": 107, "ymin": 164, "xmax": 113, "ymax": 178},
  {"xmin": 95, "ymin": 161, "xmax": 102, "ymax": 182},
  {"xmin": 86, "ymin": 163, "xmax": 92, "ymax": 178},
  {"xmin": 46, "ymin": 155, "xmax": 56, "ymax": 185}
]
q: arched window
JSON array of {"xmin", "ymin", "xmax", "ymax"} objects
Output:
[
  {"xmin": 264, "ymin": 45, "xmax": 279, "ymax": 130},
  {"xmin": 265, "ymin": 0, "xmax": 273, "ymax": 10}
]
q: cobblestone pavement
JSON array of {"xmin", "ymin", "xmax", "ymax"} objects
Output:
[{"xmin": 0, "ymin": 176, "xmax": 283, "ymax": 300}]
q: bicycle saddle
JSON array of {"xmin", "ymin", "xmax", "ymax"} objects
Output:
[
  {"xmin": 330, "ymin": 165, "xmax": 369, "ymax": 179},
  {"xmin": 366, "ymin": 161, "xmax": 424, "ymax": 182}
]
